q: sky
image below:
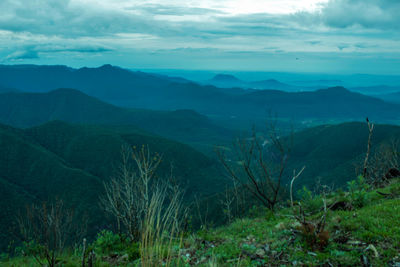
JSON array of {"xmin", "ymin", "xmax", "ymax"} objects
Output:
[{"xmin": 0, "ymin": 0, "xmax": 399, "ymax": 74}]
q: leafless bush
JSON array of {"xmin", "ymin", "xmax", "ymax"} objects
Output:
[
  {"xmin": 17, "ymin": 199, "xmax": 86, "ymax": 267},
  {"xmin": 101, "ymin": 145, "xmax": 161, "ymax": 241},
  {"xmin": 368, "ymin": 140, "xmax": 400, "ymax": 186},
  {"xmin": 360, "ymin": 118, "xmax": 400, "ymax": 186},
  {"xmin": 101, "ymin": 145, "xmax": 186, "ymax": 266},
  {"xmin": 217, "ymin": 123, "xmax": 292, "ymax": 211}
]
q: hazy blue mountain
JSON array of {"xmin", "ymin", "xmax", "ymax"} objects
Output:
[
  {"xmin": 350, "ymin": 85, "xmax": 400, "ymax": 95},
  {"xmin": 205, "ymin": 74, "xmax": 309, "ymax": 92},
  {"xmin": 374, "ymin": 91, "xmax": 400, "ymax": 104},
  {"xmin": 1, "ymin": 65, "xmax": 400, "ymax": 126},
  {"xmin": 291, "ymin": 79, "xmax": 344, "ymax": 87},
  {"xmin": 0, "ymin": 84, "xmax": 18, "ymax": 93},
  {"xmin": 207, "ymin": 74, "xmax": 246, "ymax": 88},
  {"xmin": 0, "ymin": 89, "xmax": 233, "ymax": 149},
  {"xmin": 237, "ymin": 87, "xmax": 400, "ymax": 122}
]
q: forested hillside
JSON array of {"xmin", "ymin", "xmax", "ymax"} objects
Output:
[{"xmin": 0, "ymin": 121, "xmax": 227, "ymax": 251}]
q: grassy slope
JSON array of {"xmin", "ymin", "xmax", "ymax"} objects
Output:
[
  {"xmin": 3, "ymin": 180, "xmax": 399, "ymax": 266},
  {"xmin": 187, "ymin": 180, "xmax": 400, "ymax": 266}
]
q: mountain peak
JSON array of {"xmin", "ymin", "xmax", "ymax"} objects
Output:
[
  {"xmin": 99, "ymin": 64, "xmax": 114, "ymax": 69},
  {"xmin": 319, "ymin": 86, "xmax": 350, "ymax": 93},
  {"xmin": 211, "ymin": 74, "xmax": 241, "ymax": 82}
]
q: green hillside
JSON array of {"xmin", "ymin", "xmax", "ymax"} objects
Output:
[
  {"xmin": 0, "ymin": 124, "xmax": 104, "ymax": 251},
  {"xmin": 25, "ymin": 121, "xmax": 227, "ymax": 196},
  {"xmin": 193, "ymin": 122, "xmax": 400, "ymax": 227},
  {"xmin": 287, "ymin": 122, "xmax": 400, "ymax": 189},
  {"xmin": 0, "ymin": 121, "xmax": 227, "ymax": 252},
  {"xmin": 1, "ymin": 120, "xmax": 399, "ymax": 257}
]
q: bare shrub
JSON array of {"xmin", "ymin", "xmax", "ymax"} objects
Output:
[
  {"xmin": 217, "ymin": 123, "xmax": 292, "ymax": 211},
  {"xmin": 17, "ymin": 199, "xmax": 86, "ymax": 267},
  {"xmin": 101, "ymin": 145, "xmax": 161, "ymax": 241},
  {"xmin": 368, "ymin": 140, "xmax": 400, "ymax": 186}
]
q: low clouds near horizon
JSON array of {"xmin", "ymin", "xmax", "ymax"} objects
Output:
[{"xmin": 0, "ymin": 0, "xmax": 399, "ymax": 74}]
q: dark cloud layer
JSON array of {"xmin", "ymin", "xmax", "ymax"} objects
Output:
[{"xmin": 0, "ymin": 0, "xmax": 399, "ymax": 73}]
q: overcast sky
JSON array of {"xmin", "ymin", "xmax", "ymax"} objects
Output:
[{"xmin": 0, "ymin": 0, "xmax": 399, "ymax": 74}]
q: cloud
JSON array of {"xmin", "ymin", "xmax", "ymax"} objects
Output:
[
  {"xmin": 5, "ymin": 50, "xmax": 39, "ymax": 61},
  {"xmin": 127, "ymin": 4, "xmax": 224, "ymax": 16},
  {"xmin": 337, "ymin": 44, "xmax": 349, "ymax": 51},
  {"xmin": 38, "ymin": 45, "xmax": 113, "ymax": 53},
  {"xmin": 318, "ymin": 0, "xmax": 400, "ymax": 30},
  {"xmin": 354, "ymin": 42, "xmax": 378, "ymax": 49},
  {"xmin": 1, "ymin": 43, "xmax": 113, "ymax": 62}
]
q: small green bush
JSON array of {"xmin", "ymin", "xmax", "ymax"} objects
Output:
[
  {"xmin": 297, "ymin": 186, "xmax": 323, "ymax": 213},
  {"xmin": 127, "ymin": 242, "xmax": 140, "ymax": 261},
  {"xmin": 92, "ymin": 230, "xmax": 126, "ymax": 255},
  {"xmin": 347, "ymin": 175, "xmax": 370, "ymax": 208}
]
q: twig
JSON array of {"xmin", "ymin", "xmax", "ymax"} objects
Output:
[
  {"xmin": 363, "ymin": 118, "xmax": 374, "ymax": 178},
  {"xmin": 290, "ymin": 166, "xmax": 306, "ymax": 207}
]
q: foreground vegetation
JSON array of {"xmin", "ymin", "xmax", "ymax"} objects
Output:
[
  {"xmin": 2, "ymin": 119, "xmax": 399, "ymax": 266},
  {"xmin": 2, "ymin": 176, "xmax": 399, "ymax": 266}
]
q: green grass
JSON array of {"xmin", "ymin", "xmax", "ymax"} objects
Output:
[
  {"xmin": 2, "ymin": 179, "xmax": 400, "ymax": 266},
  {"xmin": 181, "ymin": 179, "xmax": 400, "ymax": 266}
]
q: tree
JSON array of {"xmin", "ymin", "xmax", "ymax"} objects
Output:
[{"xmin": 217, "ymin": 122, "xmax": 292, "ymax": 211}]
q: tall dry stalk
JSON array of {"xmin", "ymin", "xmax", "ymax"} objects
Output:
[
  {"xmin": 140, "ymin": 183, "xmax": 184, "ymax": 267},
  {"xmin": 102, "ymin": 145, "xmax": 185, "ymax": 266}
]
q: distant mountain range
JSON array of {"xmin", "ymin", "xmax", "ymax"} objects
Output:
[
  {"xmin": 205, "ymin": 74, "xmax": 312, "ymax": 91},
  {"xmin": 0, "ymin": 84, "xmax": 18, "ymax": 93},
  {"xmin": 350, "ymin": 85, "xmax": 400, "ymax": 94},
  {"xmin": 1, "ymin": 64, "xmax": 399, "ymax": 126},
  {"xmin": 374, "ymin": 91, "xmax": 400, "ymax": 104},
  {"xmin": 0, "ymin": 89, "xmax": 233, "ymax": 150},
  {"xmin": 206, "ymin": 74, "xmax": 400, "ymax": 96}
]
